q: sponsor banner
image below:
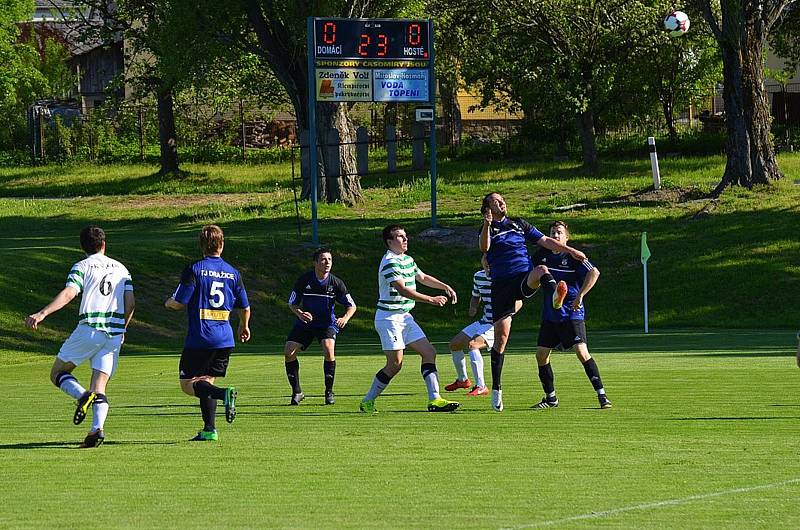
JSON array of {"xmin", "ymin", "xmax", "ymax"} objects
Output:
[
  {"xmin": 373, "ymin": 69, "xmax": 430, "ymax": 102},
  {"xmin": 316, "ymin": 68, "xmax": 372, "ymax": 102}
]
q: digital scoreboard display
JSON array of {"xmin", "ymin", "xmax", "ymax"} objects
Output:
[{"xmin": 313, "ymin": 18, "xmax": 430, "ymax": 61}]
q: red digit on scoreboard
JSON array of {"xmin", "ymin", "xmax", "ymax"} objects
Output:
[
  {"xmin": 377, "ymin": 34, "xmax": 388, "ymax": 57},
  {"xmin": 358, "ymin": 34, "xmax": 370, "ymax": 56},
  {"xmin": 322, "ymin": 22, "xmax": 336, "ymax": 44},
  {"xmin": 408, "ymin": 23, "xmax": 421, "ymax": 46}
]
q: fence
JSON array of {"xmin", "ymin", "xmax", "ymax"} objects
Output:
[{"xmin": 22, "ymin": 83, "xmax": 800, "ymax": 165}]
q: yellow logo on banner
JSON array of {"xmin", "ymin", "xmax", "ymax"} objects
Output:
[{"xmin": 200, "ymin": 309, "xmax": 231, "ymax": 321}]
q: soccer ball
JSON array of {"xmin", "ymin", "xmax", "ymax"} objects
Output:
[{"xmin": 664, "ymin": 10, "xmax": 690, "ymax": 37}]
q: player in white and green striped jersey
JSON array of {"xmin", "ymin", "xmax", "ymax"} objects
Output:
[
  {"xmin": 26, "ymin": 226, "xmax": 135, "ymax": 448},
  {"xmin": 360, "ymin": 224, "xmax": 460, "ymax": 413}
]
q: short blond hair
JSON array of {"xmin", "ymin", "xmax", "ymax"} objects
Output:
[{"xmin": 200, "ymin": 225, "xmax": 224, "ymax": 255}]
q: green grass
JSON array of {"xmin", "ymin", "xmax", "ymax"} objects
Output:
[
  {"xmin": 1, "ymin": 153, "xmax": 798, "ymax": 359},
  {"xmin": 2, "ymin": 330, "xmax": 799, "ymax": 528}
]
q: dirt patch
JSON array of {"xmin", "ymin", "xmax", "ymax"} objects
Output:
[
  {"xmin": 625, "ymin": 186, "xmax": 705, "ymax": 203},
  {"xmin": 417, "ymin": 226, "xmax": 479, "ymax": 247},
  {"xmin": 107, "ymin": 193, "xmax": 274, "ymax": 209}
]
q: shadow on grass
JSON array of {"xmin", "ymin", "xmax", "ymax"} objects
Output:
[
  {"xmin": 669, "ymin": 416, "xmax": 800, "ymax": 421},
  {"xmin": 0, "ymin": 439, "xmax": 179, "ymax": 449}
]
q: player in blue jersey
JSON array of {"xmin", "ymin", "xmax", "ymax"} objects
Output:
[
  {"xmin": 283, "ymin": 247, "xmax": 357, "ymax": 406},
  {"xmin": 531, "ymin": 221, "xmax": 611, "ymax": 409},
  {"xmin": 165, "ymin": 225, "xmax": 251, "ymax": 442},
  {"xmin": 479, "ymin": 192, "xmax": 587, "ymax": 412},
  {"xmin": 26, "ymin": 226, "xmax": 135, "ymax": 448}
]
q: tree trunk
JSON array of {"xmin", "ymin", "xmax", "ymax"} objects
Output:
[
  {"xmin": 299, "ymin": 102, "xmax": 362, "ymax": 205},
  {"xmin": 662, "ymin": 98, "xmax": 678, "ymax": 141},
  {"xmin": 577, "ymin": 108, "xmax": 598, "ymax": 172},
  {"xmin": 439, "ymin": 75, "xmax": 462, "ymax": 151},
  {"xmin": 711, "ymin": 3, "xmax": 783, "ymax": 196},
  {"xmin": 239, "ymin": 1, "xmax": 361, "ymax": 204},
  {"xmin": 156, "ymin": 87, "xmax": 179, "ymax": 174}
]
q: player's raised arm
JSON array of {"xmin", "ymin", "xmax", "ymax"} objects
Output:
[
  {"xmin": 572, "ymin": 266, "xmax": 600, "ymax": 311},
  {"xmin": 537, "ymin": 235, "xmax": 587, "ymax": 262},
  {"xmin": 415, "ymin": 270, "xmax": 457, "ymax": 304},
  {"xmin": 26, "ymin": 286, "xmax": 78, "ymax": 330}
]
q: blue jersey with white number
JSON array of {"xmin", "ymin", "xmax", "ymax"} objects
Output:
[
  {"xmin": 173, "ymin": 256, "xmax": 249, "ymax": 349},
  {"xmin": 485, "ymin": 217, "xmax": 545, "ymax": 280}
]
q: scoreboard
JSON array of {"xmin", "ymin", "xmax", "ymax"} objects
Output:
[
  {"xmin": 313, "ymin": 19, "xmax": 430, "ymax": 61},
  {"xmin": 310, "ymin": 18, "xmax": 433, "ymax": 103}
]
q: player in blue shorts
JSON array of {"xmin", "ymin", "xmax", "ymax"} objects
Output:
[
  {"xmin": 531, "ymin": 221, "xmax": 611, "ymax": 409},
  {"xmin": 166, "ymin": 225, "xmax": 251, "ymax": 441},
  {"xmin": 480, "ymin": 192, "xmax": 587, "ymax": 412},
  {"xmin": 284, "ymin": 247, "xmax": 357, "ymax": 406}
]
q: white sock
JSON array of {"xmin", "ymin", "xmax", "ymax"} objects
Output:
[
  {"xmin": 59, "ymin": 376, "xmax": 86, "ymax": 400},
  {"xmin": 423, "ymin": 371, "xmax": 440, "ymax": 400},
  {"xmin": 91, "ymin": 399, "xmax": 109, "ymax": 431},
  {"xmin": 364, "ymin": 377, "xmax": 389, "ymax": 402},
  {"xmin": 450, "ymin": 350, "xmax": 468, "ymax": 381},
  {"xmin": 468, "ymin": 349, "xmax": 485, "ymax": 388}
]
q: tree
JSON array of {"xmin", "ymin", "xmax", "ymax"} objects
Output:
[
  {"xmin": 444, "ymin": 0, "xmax": 673, "ymax": 172},
  {"xmin": 0, "ymin": 0, "xmax": 47, "ymax": 112},
  {"xmin": 638, "ymin": 18, "xmax": 722, "ymax": 140},
  {"xmin": 187, "ymin": 1, "xmax": 409, "ymax": 204},
  {"xmin": 699, "ymin": 0, "xmax": 796, "ymax": 194}
]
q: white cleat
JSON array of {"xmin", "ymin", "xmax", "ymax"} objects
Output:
[{"xmin": 491, "ymin": 389, "xmax": 504, "ymax": 412}]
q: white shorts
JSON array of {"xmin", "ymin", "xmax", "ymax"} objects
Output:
[
  {"xmin": 461, "ymin": 320, "xmax": 495, "ymax": 349},
  {"xmin": 57, "ymin": 324, "xmax": 123, "ymax": 377},
  {"xmin": 374, "ymin": 311, "xmax": 427, "ymax": 351}
]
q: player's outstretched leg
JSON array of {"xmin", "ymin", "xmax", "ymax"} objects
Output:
[
  {"xmin": 285, "ymin": 359, "xmax": 304, "ymax": 405},
  {"xmin": 445, "ymin": 350, "xmax": 471, "ymax": 391},
  {"xmin": 225, "ymin": 386, "xmax": 237, "ymax": 423},
  {"xmin": 552, "ymin": 280, "xmax": 568, "ymax": 310},
  {"xmin": 73, "ymin": 391, "xmax": 97, "ymax": 425},
  {"xmin": 79, "ymin": 429, "xmax": 105, "ymax": 448},
  {"xmin": 360, "ymin": 369, "xmax": 393, "ymax": 414},
  {"xmin": 324, "ymin": 360, "xmax": 336, "ymax": 405},
  {"xmin": 534, "ymin": 360, "xmax": 559, "ymax": 409},
  {"xmin": 422, "ymin": 363, "xmax": 460, "ymax": 413},
  {"xmin": 581, "ymin": 357, "xmax": 611, "ymax": 409}
]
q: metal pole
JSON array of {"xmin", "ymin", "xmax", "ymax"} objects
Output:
[
  {"xmin": 306, "ymin": 17, "xmax": 319, "ymax": 244},
  {"xmin": 647, "ymin": 136, "xmax": 661, "ymax": 190},
  {"xmin": 643, "ymin": 261, "xmax": 649, "ymax": 334},
  {"xmin": 138, "ymin": 106, "xmax": 144, "ymax": 161},
  {"xmin": 428, "ymin": 19, "xmax": 438, "ymax": 228},
  {"xmin": 240, "ymin": 99, "xmax": 246, "ymax": 160}
]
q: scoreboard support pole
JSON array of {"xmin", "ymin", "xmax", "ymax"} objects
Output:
[
  {"xmin": 428, "ymin": 20, "xmax": 437, "ymax": 229},
  {"xmin": 306, "ymin": 17, "xmax": 320, "ymax": 245}
]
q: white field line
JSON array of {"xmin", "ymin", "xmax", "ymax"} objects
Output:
[{"xmin": 502, "ymin": 478, "xmax": 800, "ymax": 529}]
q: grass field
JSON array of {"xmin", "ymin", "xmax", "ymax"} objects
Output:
[
  {"xmin": 3, "ymin": 330, "xmax": 799, "ymax": 528},
  {"xmin": 1, "ymin": 152, "xmax": 799, "ymax": 528}
]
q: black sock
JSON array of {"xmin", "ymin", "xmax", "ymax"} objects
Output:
[
  {"xmin": 285, "ymin": 359, "xmax": 301, "ymax": 393},
  {"xmin": 193, "ymin": 380, "xmax": 226, "ymax": 400},
  {"xmin": 200, "ymin": 396, "xmax": 216, "ymax": 432},
  {"xmin": 538, "ymin": 363, "xmax": 555, "ymax": 395},
  {"xmin": 490, "ymin": 348, "xmax": 505, "ymax": 390},
  {"xmin": 421, "ymin": 362, "xmax": 437, "ymax": 379},
  {"xmin": 582, "ymin": 358, "xmax": 604, "ymax": 392},
  {"xmin": 324, "ymin": 360, "xmax": 336, "ymax": 392},
  {"xmin": 541, "ymin": 272, "xmax": 557, "ymax": 294},
  {"xmin": 376, "ymin": 369, "xmax": 392, "ymax": 384}
]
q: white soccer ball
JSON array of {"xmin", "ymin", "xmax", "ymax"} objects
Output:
[{"xmin": 664, "ymin": 10, "xmax": 690, "ymax": 37}]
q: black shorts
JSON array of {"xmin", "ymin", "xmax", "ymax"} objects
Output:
[
  {"xmin": 179, "ymin": 347, "xmax": 233, "ymax": 379},
  {"xmin": 286, "ymin": 324, "xmax": 337, "ymax": 350},
  {"xmin": 491, "ymin": 271, "xmax": 537, "ymax": 323},
  {"xmin": 537, "ymin": 320, "xmax": 587, "ymax": 350}
]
